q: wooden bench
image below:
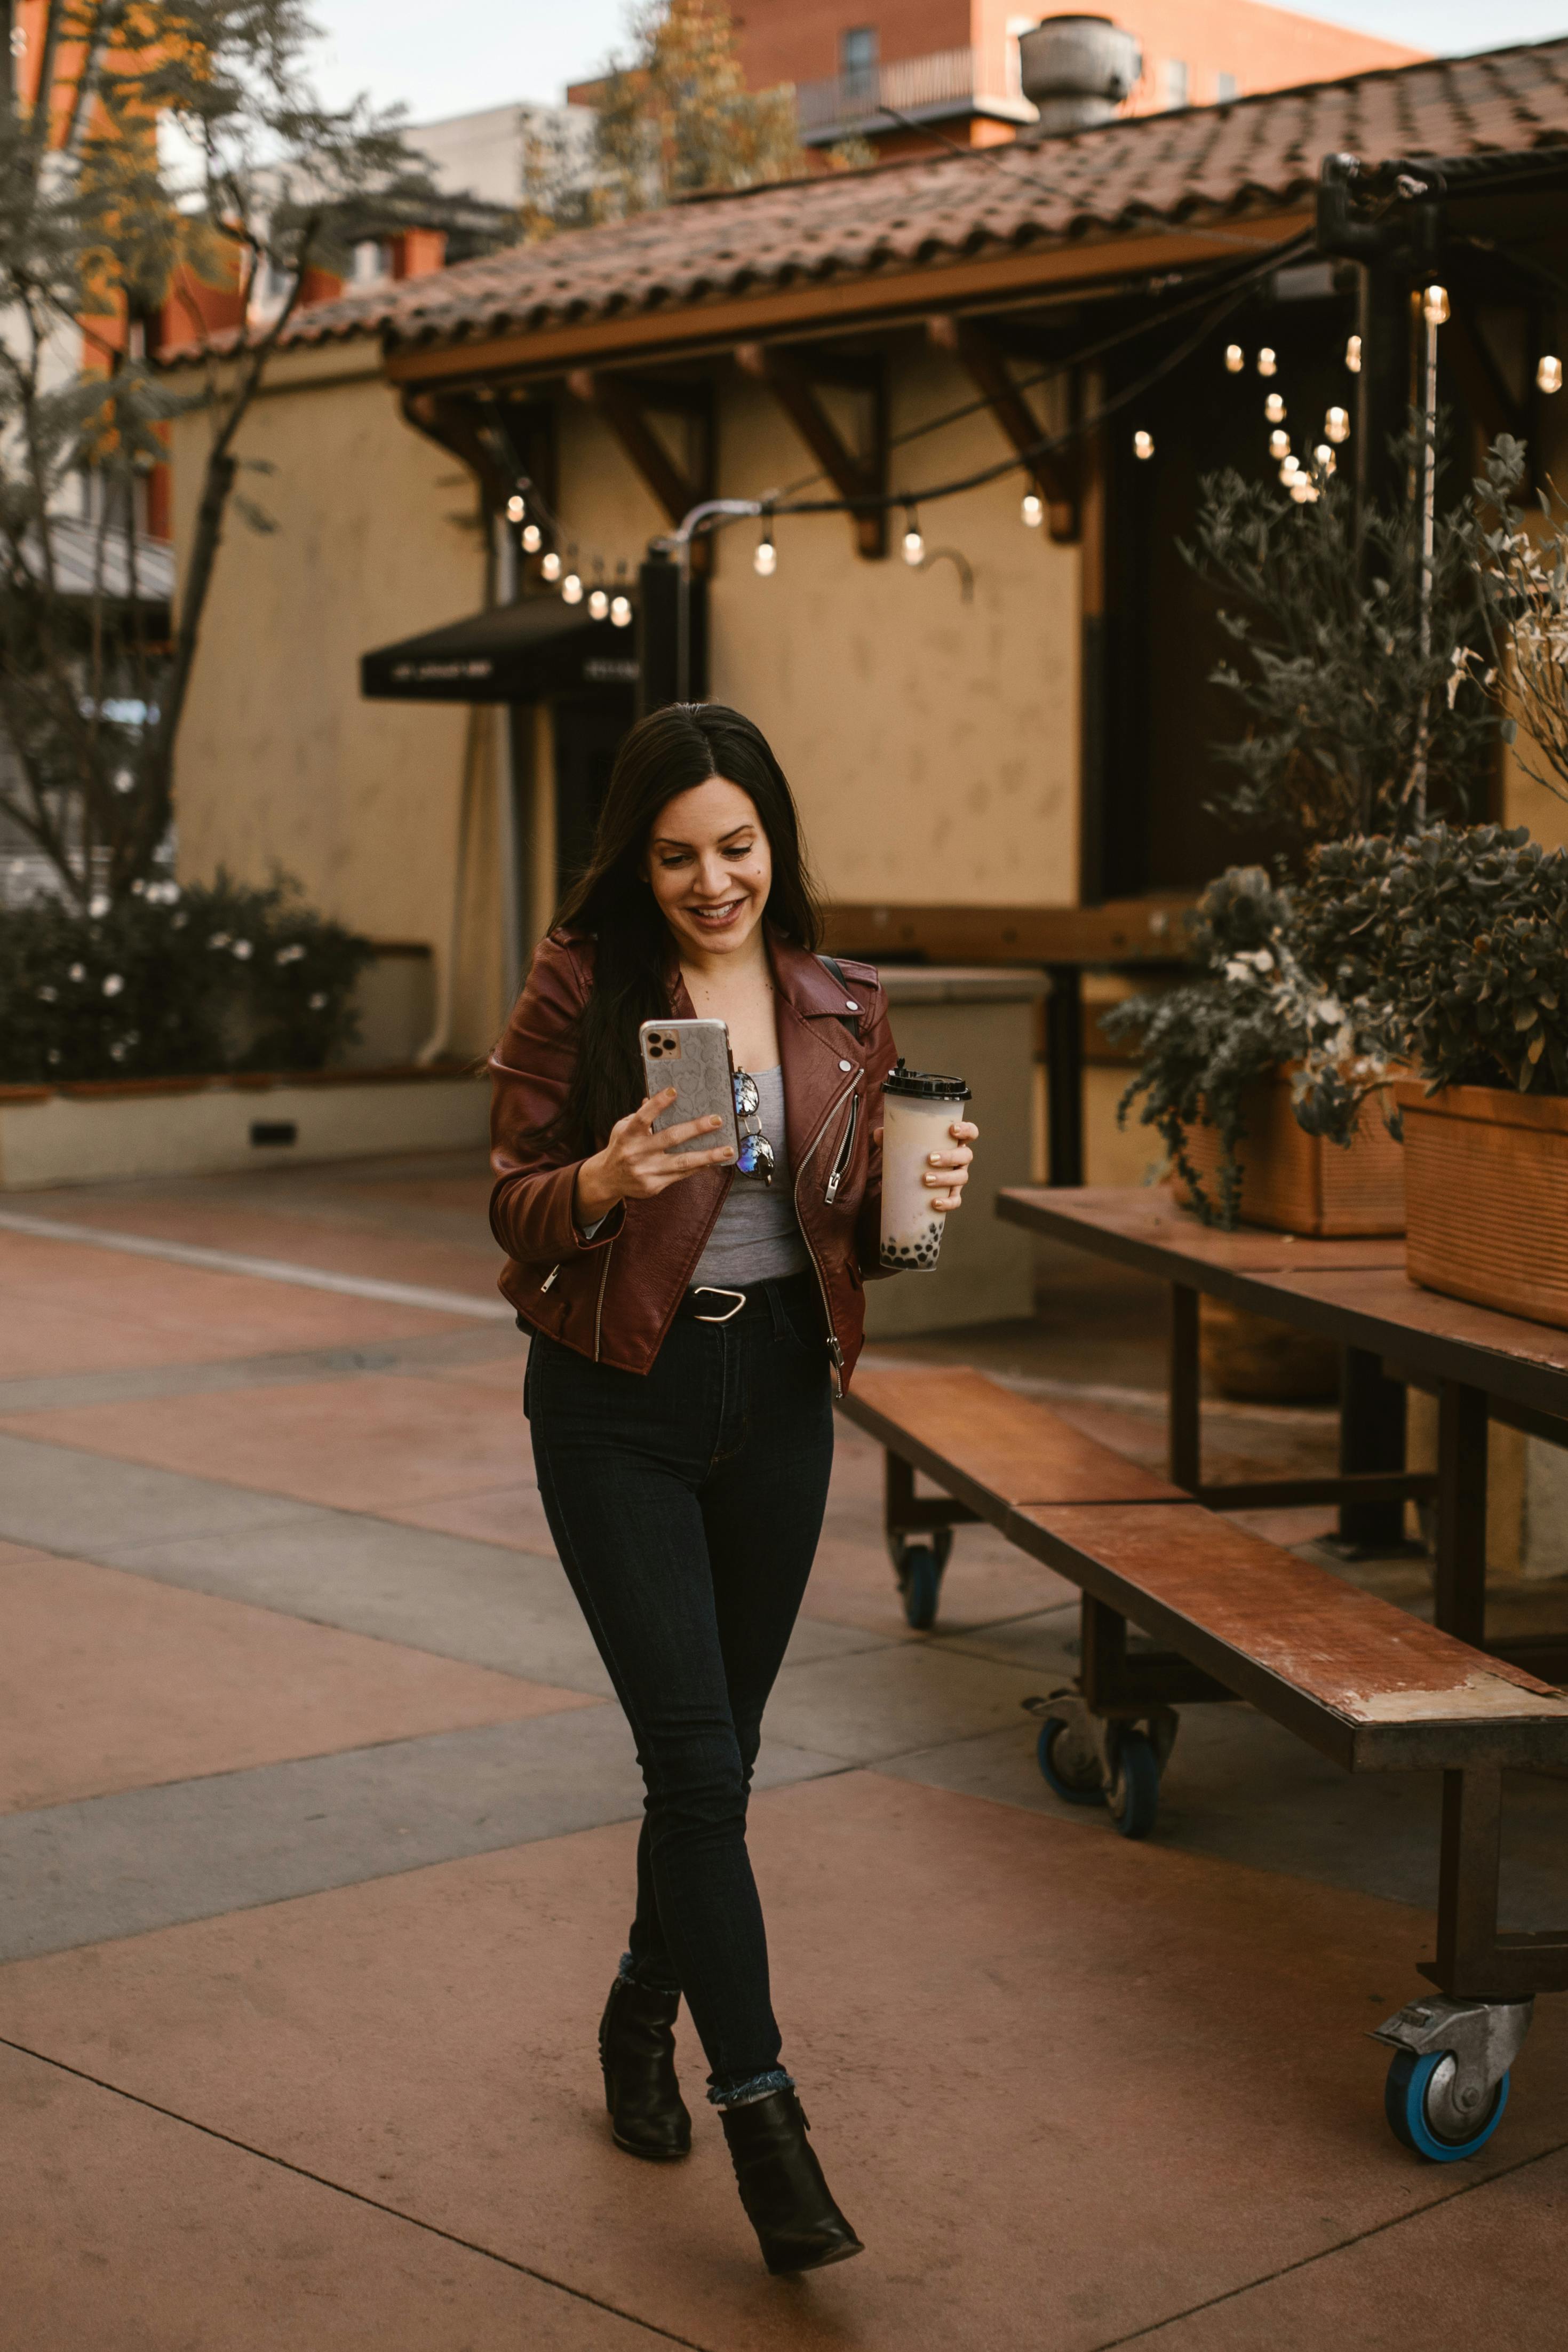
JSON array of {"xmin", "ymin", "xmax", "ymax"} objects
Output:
[{"xmin": 838, "ymin": 1362, "xmax": 1568, "ymax": 2161}]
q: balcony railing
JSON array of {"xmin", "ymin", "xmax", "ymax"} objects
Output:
[{"xmin": 794, "ymin": 47, "xmax": 1037, "ymax": 144}]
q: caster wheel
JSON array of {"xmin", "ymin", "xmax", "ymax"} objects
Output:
[
  {"xmin": 1107, "ymin": 1729, "xmax": 1160, "ymax": 1840},
  {"xmin": 1036, "ymin": 1718, "xmax": 1106, "ymax": 1806},
  {"xmin": 900, "ymin": 1545, "xmax": 943, "ymax": 1631},
  {"xmin": 1384, "ymin": 2049, "xmax": 1509, "ymax": 2163}
]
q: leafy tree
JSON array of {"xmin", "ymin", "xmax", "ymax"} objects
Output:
[
  {"xmin": 0, "ymin": 1, "xmax": 450, "ymax": 909},
  {"xmin": 591, "ymin": 0, "xmax": 802, "ymax": 217},
  {"xmin": 1184, "ymin": 423, "xmax": 1498, "ymax": 859}
]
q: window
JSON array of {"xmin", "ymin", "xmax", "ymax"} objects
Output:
[
  {"xmin": 1216, "ymin": 70, "xmax": 1238, "ymax": 101},
  {"xmin": 1163, "ymin": 58, "xmax": 1189, "ymax": 107},
  {"xmin": 351, "ymin": 239, "xmax": 395, "ymax": 287},
  {"xmin": 841, "ymin": 25, "xmax": 878, "ymax": 94}
]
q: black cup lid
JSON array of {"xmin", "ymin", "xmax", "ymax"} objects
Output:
[{"xmin": 882, "ymin": 1060, "xmax": 970, "ymax": 1101}]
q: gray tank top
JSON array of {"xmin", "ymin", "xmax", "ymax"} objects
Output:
[{"xmin": 691, "ymin": 1066, "xmax": 811, "ymax": 1290}]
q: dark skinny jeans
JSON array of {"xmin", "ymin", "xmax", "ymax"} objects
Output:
[{"xmin": 526, "ymin": 1269, "xmax": 834, "ymax": 2101}]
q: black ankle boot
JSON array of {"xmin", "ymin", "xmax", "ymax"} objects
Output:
[
  {"xmin": 599, "ymin": 1975, "xmax": 691, "ymax": 2160},
  {"xmin": 720, "ymin": 2088, "xmax": 863, "ymax": 2275}
]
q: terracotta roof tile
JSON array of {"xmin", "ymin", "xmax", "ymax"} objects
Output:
[{"xmin": 180, "ymin": 37, "xmax": 1568, "ymax": 362}]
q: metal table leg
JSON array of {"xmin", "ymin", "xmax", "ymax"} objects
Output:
[
  {"xmin": 1168, "ymin": 1281, "xmax": 1200, "ymax": 1491},
  {"xmin": 1336, "ymin": 1345, "xmax": 1408, "ymax": 1552},
  {"xmin": 1434, "ymin": 1380, "xmax": 1489, "ymax": 1648}
]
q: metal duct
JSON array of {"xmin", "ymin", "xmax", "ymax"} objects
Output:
[{"xmin": 1016, "ymin": 15, "xmax": 1143, "ymax": 140}]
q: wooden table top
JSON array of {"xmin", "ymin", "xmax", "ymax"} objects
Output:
[{"xmin": 997, "ymin": 1186, "xmax": 1568, "ymax": 1423}]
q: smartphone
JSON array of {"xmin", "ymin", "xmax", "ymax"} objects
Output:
[{"xmin": 638, "ymin": 1018, "xmax": 741, "ymax": 1157}]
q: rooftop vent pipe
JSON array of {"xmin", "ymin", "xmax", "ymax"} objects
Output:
[{"xmin": 1016, "ymin": 15, "xmax": 1142, "ymax": 140}]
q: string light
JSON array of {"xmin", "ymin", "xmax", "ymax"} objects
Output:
[
  {"xmin": 588, "ymin": 587, "xmax": 609, "ymax": 620},
  {"xmin": 505, "ymin": 491, "xmax": 526, "ymax": 523},
  {"xmin": 1315, "ymin": 443, "xmax": 1335, "ymax": 474},
  {"xmin": 1268, "ymin": 428, "xmax": 1290, "ymax": 460},
  {"xmin": 1345, "ymin": 334, "xmax": 1362, "ymax": 374},
  {"xmin": 1224, "ymin": 343, "xmax": 1244, "ymax": 372},
  {"xmin": 754, "ymin": 510, "xmax": 777, "ymax": 575},
  {"xmin": 902, "ymin": 506, "xmax": 925, "ymax": 565},
  {"xmin": 1257, "ymin": 347, "xmax": 1277, "ymax": 377},
  {"xmin": 1325, "ymin": 406, "xmax": 1349, "ymax": 444},
  {"xmin": 1133, "ymin": 429, "xmax": 1154, "ymax": 460},
  {"xmin": 1021, "ymin": 490, "xmax": 1044, "ymax": 527},
  {"xmin": 561, "ymin": 565, "xmax": 583, "ymax": 605},
  {"xmin": 521, "ymin": 522, "xmax": 542, "ymax": 553},
  {"xmin": 1264, "ymin": 392, "xmax": 1285, "ymax": 424},
  {"xmin": 1279, "ymin": 457, "xmax": 1301, "ymax": 486},
  {"xmin": 541, "ymin": 550, "xmax": 561, "ymax": 582},
  {"xmin": 1422, "ymin": 284, "xmax": 1450, "ymax": 327},
  {"xmin": 1290, "ymin": 478, "xmax": 1318, "ymax": 504},
  {"xmin": 1539, "ymin": 355, "xmax": 1563, "ymax": 395},
  {"xmin": 610, "ymin": 594, "xmax": 633, "ymax": 627}
]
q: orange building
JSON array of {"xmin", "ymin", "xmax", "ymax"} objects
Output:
[{"xmin": 730, "ymin": 0, "xmax": 1424, "ymax": 152}]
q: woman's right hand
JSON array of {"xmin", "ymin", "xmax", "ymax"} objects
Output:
[{"xmin": 574, "ymin": 1088, "xmax": 735, "ymax": 1226}]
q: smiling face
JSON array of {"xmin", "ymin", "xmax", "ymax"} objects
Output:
[{"xmin": 644, "ymin": 774, "xmax": 774, "ymax": 962}]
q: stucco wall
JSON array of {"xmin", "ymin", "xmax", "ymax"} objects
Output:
[{"xmin": 166, "ymin": 340, "xmax": 499, "ymax": 1046}]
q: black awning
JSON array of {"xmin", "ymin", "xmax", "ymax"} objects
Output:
[{"xmin": 360, "ymin": 593, "xmax": 640, "ymax": 704}]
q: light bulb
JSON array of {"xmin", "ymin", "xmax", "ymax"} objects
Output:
[
  {"xmin": 1422, "ymin": 283, "xmax": 1450, "ymax": 327},
  {"xmin": 1133, "ymin": 429, "xmax": 1154, "ymax": 460},
  {"xmin": 1224, "ymin": 344, "xmax": 1244, "ymax": 373},
  {"xmin": 610, "ymin": 594, "xmax": 632, "ymax": 627},
  {"xmin": 1325, "ymin": 406, "xmax": 1349, "ymax": 444},
  {"xmin": 1539, "ymin": 354, "xmax": 1563, "ymax": 395},
  {"xmin": 1257, "ymin": 347, "xmax": 1277, "ymax": 377},
  {"xmin": 1290, "ymin": 479, "xmax": 1316, "ymax": 504},
  {"xmin": 1021, "ymin": 490, "xmax": 1044, "ymax": 527},
  {"xmin": 541, "ymin": 550, "xmax": 561, "ymax": 582},
  {"xmin": 902, "ymin": 526, "xmax": 924, "ymax": 566},
  {"xmin": 561, "ymin": 571, "xmax": 583, "ymax": 605},
  {"xmin": 505, "ymin": 491, "xmax": 525, "ymax": 523},
  {"xmin": 1315, "ymin": 443, "xmax": 1334, "ymax": 473},
  {"xmin": 754, "ymin": 535, "xmax": 776, "ymax": 577},
  {"xmin": 588, "ymin": 587, "xmax": 609, "ymax": 620},
  {"xmin": 521, "ymin": 522, "xmax": 542, "ymax": 553},
  {"xmin": 1264, "ymin": 392, "xmax": 1285, "ymax": 423},
  {"xmin": 1345, "ymin": 333, "xmax": 1362, "ymax": 374},
  {"xmin": 1269, "ymin": 428, "xmax": 1290, "ymax": 460},
  {"xmin": 1279, "ymin": 458, "xmax": 1300, "ymax": 485}
]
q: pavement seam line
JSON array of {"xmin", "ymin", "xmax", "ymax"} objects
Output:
[
  {"xmin": 0, "ymin": 2031, "xmax": 717, "ymax": 2352},
  {"xmin": 1084, "ymin": 2130, "xmax": 1568, "ymax": 2350},
  {"xmin": 0, "ymin": 1208, "xmax": 513, "ymax": 1321}
]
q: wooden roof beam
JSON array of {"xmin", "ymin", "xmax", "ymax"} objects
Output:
[
  {"xmin": 567, "ymin": 367, "xmax": 715, "ymax": 569},
  {"xmin": 736, "ymin": 341, "xmax": 888, "ymax": 559},
  {"xmin": 927, "ymin": 314, "xmax": 1079, "ymax": 544}
]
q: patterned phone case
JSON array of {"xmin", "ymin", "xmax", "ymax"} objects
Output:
[{"xmin": 639, "ymin": 1019, "xmax": 741, "ymax": 1156}]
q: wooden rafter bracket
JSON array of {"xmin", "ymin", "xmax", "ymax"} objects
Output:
[
  {"xmin": 1442, "ymin": 312, "xmax": 1528, "ymax": 450},
  {"xmin": 566, "ymin": 368, "xmax": 715, "ymax": 570},
  {"xmin": 927, "ymin": 313, "xmax": 1079, "ymax": 544},
  {"xmin": 735, "ymin": 340, "xmax": 888, "ymax": 559},
  {"xmin": 399, "ymin": 387, "xmax": 512, "ymax": 507}
]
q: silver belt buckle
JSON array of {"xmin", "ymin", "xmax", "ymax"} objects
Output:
[{"xmin": 692, "ymin": 1285, "xmax": 747, "ymax": 1324}]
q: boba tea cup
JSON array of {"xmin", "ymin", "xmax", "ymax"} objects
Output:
[{"xmin": 880, "ymin": 1062, "xmax": 972, "ymax": 1272}]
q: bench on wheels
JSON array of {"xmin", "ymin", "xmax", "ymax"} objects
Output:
[{"xmin": 838, "ymin": 1363, "xmax": 1568, "ymax": 2162}]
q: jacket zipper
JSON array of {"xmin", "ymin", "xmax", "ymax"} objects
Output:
[
  {"xmin": 593, "ymin": 1234, "xmax": 615, "ymax": 1361},
  {"xmin": 540, "ymin": 1265, "xmax": 561, "ymax": 1292},
  {"xmin": 824, "ymin": 1092, "xmax": 858, "ymax": 1205},
  {"xmin": 795, "ymin": 1077, "xmax": 855, "ymax": 1397}
]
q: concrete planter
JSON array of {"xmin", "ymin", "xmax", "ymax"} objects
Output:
[
  {"xmin": 0, "ymin": 1063, "xmax": 489, "ymax": 1191},
  {"xmin": 1396, "ymin": 1079, "xmax": 1568, "ymax": 1331},
  {"xmin": 1178, "ymin": 1072, "xmax": 1405, "ymax": 1236}
]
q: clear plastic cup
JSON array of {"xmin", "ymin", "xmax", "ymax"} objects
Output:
[{"xmin": 880, "ymin": 1062, "xmax": 972, "ymax": 1272}]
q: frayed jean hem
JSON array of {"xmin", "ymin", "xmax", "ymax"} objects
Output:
[{"xmin": 708, "ymin": 2067, "xmax": 793, "ymax": 2109}]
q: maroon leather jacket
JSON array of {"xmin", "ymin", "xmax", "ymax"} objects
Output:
[{"xmin": 488, "ymin": 928, "xmax": 899, "ymax": 1393}]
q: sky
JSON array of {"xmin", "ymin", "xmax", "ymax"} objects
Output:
[{"xmin": 306, "ymin": 0, "xmax": 1568, "ymax": 122}]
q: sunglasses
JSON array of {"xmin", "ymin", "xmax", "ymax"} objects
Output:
[{"xmin": 732, "ymin": 1070, "xmax": 775, "ymax": 1184}]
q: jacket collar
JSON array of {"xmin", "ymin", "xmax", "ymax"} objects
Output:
[
  {"xmin": 666, "ymin": 927, "xmax": 851, "ymax": 1021},
  {"xmin": 664, "ymin": 928, "xmax": 861, "ymax": 1185}
]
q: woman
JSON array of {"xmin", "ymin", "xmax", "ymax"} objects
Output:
[{"xmin": 489, "ymin": 703, "xmax": 977, "ymax": 2276}]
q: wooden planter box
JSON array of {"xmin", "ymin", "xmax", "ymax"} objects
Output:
[
  {"xmin": 1177, "ymin": 1074, "xmax": 1406, "ymax": 1236},
  {"xmin": 1395, "ymin": 1080, "xmax": 1568, "ymax": 1331}
]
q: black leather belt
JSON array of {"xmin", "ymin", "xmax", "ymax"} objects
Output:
[{"xmin": 674, "ymin": 1270, "xmax": 816, "ymax": 1325}]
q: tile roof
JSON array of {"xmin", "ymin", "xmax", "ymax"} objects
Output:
[{"xmin": 221, "ymin": 37, "xmax": 1568, "ymax": 361}]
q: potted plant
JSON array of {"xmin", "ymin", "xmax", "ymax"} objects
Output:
[
  {"xmin": 1300, "ymin": 822, "xmax": 1568, "ymax": 1328},
  {"xmin": 1105, "ymin": 865, "xmax": 1404, "ymax": 1236}
]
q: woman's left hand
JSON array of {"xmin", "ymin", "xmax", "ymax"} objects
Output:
[{"xmin": 925, "ymin": 1117, "xmax": 978, "ymax": 1212}]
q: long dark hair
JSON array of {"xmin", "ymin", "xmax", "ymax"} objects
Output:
[{"xmin": 550, "ymin": 703, "xmax": 820, "ymax": 1154}]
